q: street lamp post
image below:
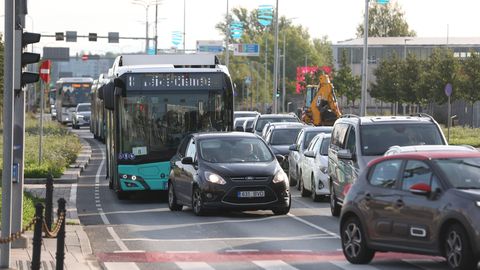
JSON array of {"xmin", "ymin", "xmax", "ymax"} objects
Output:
[
  {"xmin": 360, "ymin": 0, "xmax": 369, "ymax": 116},
  {"xmin": 282, "ymin": 32, "xmax": 286, "ymax": 113},
  {"xmin": 132, "ymin": 0, "xmax": 162, "ymax": 54},
  {"xmin": 272, "ymin": 0, "xmax": 279, "ymax": 114},
  {"xmin": 225, "ymin": 0, "xmax": 230, "ymax": 68}
]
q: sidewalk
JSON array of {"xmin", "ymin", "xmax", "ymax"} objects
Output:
[{"xmin": 7, "ymin": 137, "xmax": 101, "ymax": 270}]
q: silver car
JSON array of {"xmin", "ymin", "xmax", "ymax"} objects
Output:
[{"xmin": 72, "ymin": 103, "xmax": 91, "ymax": 129}]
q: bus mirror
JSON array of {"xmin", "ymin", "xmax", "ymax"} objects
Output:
[
  {"xmin": 104, "ymin": 83, "xmax": 115, "ymax": 111},
  {"xmin": 98, "ymin": 85, "xmax": 104, "ymax": 100},
  {"xmin": 114, "ymin": 78, "xmax": 126, "ymax": 97}
]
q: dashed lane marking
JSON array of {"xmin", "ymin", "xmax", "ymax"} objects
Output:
[{"xmin": 252, "ymin": 260, "xmax": 299, "ymax": 270}]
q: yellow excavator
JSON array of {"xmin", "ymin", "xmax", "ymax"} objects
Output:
[{"xmin": 301, "ymin": 74, "xmax": 341, "ymax": 126}]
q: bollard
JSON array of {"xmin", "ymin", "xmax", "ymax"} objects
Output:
[
  {"xmin": 31, "ymin": 203, "xmax": 44, "ymax": 270},
  {"xmin": 45, "ymin": 173, "xmax": 54, "ymax": 232},
  {"xmin": 55, "ymin": 198, "xmax": 66, "ymax": 270}
]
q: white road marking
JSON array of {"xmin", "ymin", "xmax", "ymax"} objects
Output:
[
  {"xmin": 113, "ymin": 250, "xmax": 145, "ymax": 253},
  {"xmin": 287, "ymin": 213, "xmax": 340, "ymax": 239},
  {"xmin": 175, "ymin": 262, "xmax": 215, "ymax": 270},
  {"xmin": 252, "ymin": 260, "xmax": 299, "ymax": 270},
  {"xmin": 69, "ymin": 183, "xmax": 78, "ymax": 219},
  {"xmin": 402, "ymin": 259, "xmax": 448, "ymax": 270},
  {"xmin": 103, "ymin": 262, "xmax": 140, "ymax": 270},
  {"xmin": 107, "ymin": 226, "xmax": 128, "ymax": 251},
  {"xmin": 92, "ymin": 140, "xmax": 109, "ymax": 225},
  {"xmin": 113, "ymin": 234, "xmax": 334, "ymax": 242},
  {"xmin": 330, "ymin": 261, "xmax": 382, "ymax": 270},
  {"xmin": 281, "ymin": 249, "xmax": 313, "ymax": 252}
]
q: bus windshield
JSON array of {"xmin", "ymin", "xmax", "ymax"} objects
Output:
[
  {"xmin": 119, "ymin": 90, "xmax": 227, "ymax": 162},
  {"xmin": 61, "ymin": 83, "xmax": 92, "ymax": 107}
]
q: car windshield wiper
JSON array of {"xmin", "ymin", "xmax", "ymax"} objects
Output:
[{"xmin": 456, "ymin": 186, "xmax": 480, "ymax": 190}]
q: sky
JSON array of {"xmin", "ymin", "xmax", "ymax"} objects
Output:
[{"xmin": 2, "ymin": 0, "xmax": 480, "ymax": 55}]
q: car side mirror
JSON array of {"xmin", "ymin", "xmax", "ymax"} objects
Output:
[
  {"xmin": 181, "ymin": 157, "xmax": 195, "ymax": 165},
  {"xmin": 275, "ymin": 154, "xmax": 285, "ymax": 163},
  {"xmin": 337, "ymin": 149, "xmax": 353, "ymax": 160},
  {"xmin": 409, "ymin": 183, "xmax": 431, "ymax": 196},
  {"xmin": 304, "ymin": 150, "xmax": 315, "ymax": 158},
  {"xmin": 289, "ymin": 144, "xmax": 298, "ymax": 151}
]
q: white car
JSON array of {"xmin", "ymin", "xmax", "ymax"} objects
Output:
[
  {"xmin": 299, "ymin": 133, "xmax": 331, "ymax": 201},
  {"xmin": 72, "ymin": 103, "xmax": 91, "ymax": 129}
]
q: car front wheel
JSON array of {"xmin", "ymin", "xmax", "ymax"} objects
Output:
[
  {"xmin": 330, "ymin": 183, "xmax": 341, "ymax": 217},
  {"xmin": 192, "ymin": 186, "xmax": 205, "ymax": 216},
  {"xmin": 341, "ymin": 217, "xmax": 375, "ymax": 264},
  {"xmin": 168, "ymin": 182, "xmax": 183, "ymax": 211},
  {"xmin": 444, "ymin": 224, "xmax": 476, "ymax": 270}
]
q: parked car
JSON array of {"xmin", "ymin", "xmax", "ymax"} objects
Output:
[
  {"xmin": 234, "ymin": 111, "xmax": 260, "ymax": 121},
  {"xmin": 288, "ymin": 126, "xmax": 333, "ymax": 187},
  {"xmin": 243, "ymin": 117, "xmax": 255, "ymax": 133},
  {"xmin": 384, "ymin": 144, "xmax": 476, "ymax": 156},
  {"xmin": 234, "ymin": 117, "xmax": 253, "ymax": 131},
  {"xmin": 72, "ymin": 103, "xmax": 91, "ymax": 129},
  {"xmin": 264, "ymin": 124, "xmax": 304, "ymax": 173},
  {"xmin": 168, "ymin": 132, "xmax": 291, "ymax": 216},
  {"xmin": 252, "ymin": 114, "xmax": 301, "ymax": 136},
  {"xmin": 328, "ymin": 114, "xmax": 447, "ymax": 216},
  {"xmin": 340, "ymin": 151, "xmax": 480, "ymax": 270},
  {"xmin": 299, "ymin": 133, "xmax": 331, "ymax": 201}
]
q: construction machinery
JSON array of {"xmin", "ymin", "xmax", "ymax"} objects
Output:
[{"xmin": 301, "ymin": 74, "xmax": 341, "ymax": 126}]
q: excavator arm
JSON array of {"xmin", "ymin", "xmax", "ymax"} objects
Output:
[{"xmin": 309, "ymin": 74, "xmax": 341, "ymax": 126}]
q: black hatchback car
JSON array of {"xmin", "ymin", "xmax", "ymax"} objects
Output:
[
  {"xmin": 168, "ymin": 132, "xmax": 291, "ymax": 216},
  {"xmin": 340, "ymin": 151, "xmax": 480, "ymax": 270}
]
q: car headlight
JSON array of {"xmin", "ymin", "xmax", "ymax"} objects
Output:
[
  {"xmin": 204, "ymin": 171, "xmax": 226, "ymax": 185},
  {"xmin": 476, "ymin": 201, "xmax": 480, "ymax": 207},
  {"xmin": 273, "ymin": 170, "xmax": 288, "ymax": 184}
]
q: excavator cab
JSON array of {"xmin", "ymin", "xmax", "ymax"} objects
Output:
[{"xmin": 302, "ymin": 74, "xmax": 341, "ymax": 126}]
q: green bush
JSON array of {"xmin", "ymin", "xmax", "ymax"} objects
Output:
[{"xmin": 0, "ymin": 188, "xmax": 44, "ymax": 228}]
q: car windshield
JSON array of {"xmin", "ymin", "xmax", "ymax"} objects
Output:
[
  {"xmin": 304, "ymin": 131, "xmax": 324, "ymax": 150},
  {"xmin": 319, "ymin": 137, "xmax": 331, "ymax": 156},
  {"xmin": 270, "ymin": 128, "xmax": 302, "ymax": 145},
  {"xmin": 360, "ymin": 124, "xmax": 444, "ymax": 156},
  {"xmin": 433, "ymin": 157, "xmax": 480, "ymax": 189},
  {"xmin": 77, "ymin": 105, "xmax": 91, "ymax": 112},
  {"xmin": 199, "ymin": 137, "xmax": 274, "ymax": 163},
  {"xmin": 255, "ymin": 117, "xmax": 298, "ymax": 131}
]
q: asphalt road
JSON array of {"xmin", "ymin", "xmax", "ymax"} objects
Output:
[{"xmin": 72, "ymin": 127, "xmax": 453, "ymax": 270}]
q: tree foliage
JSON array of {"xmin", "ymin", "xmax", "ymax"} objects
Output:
[
  {"xmin": 334, "ymin": 49, "xmax": 360, "ymax": 107},
  {"xmin": 370, "ymin": 52, "xmax": 403, "ymax": 103},
  {"xmin": 356, "ymin": 2, "xmax": 416, "ymax": 37},
  {"xmin": 215, "ymin": 8, "xmax": 333, "ymax": 106},
  {"xmin": 459, "ymin": 50, "xmax": 480, "ymax": 105}
]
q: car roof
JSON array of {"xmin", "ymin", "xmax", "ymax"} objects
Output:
[
  {"xmin": 385, "ymin": 145, "xmax": 476, "ymax": 156},
  {"xmin": 234, "ymin": 117, "xmax": 255, "ymax": 122},
  {"xmin": 302, "ymin": 126, "xmax": 333, "ymax": 132},
  {"xmin": 77, "ymin": 103, "xmax": 91, "ymax": 106},
  {"xmin": 370, "ymin": 150, "xmax": 480, "ymax": 167},
  {"xmin": 234, "ymin": 111, "xmax": 259, "ymax": 114},
  {"xmin": 258, "ymin": 114, "xmax": 298, "ymax": 119},
  {"xmin": 269, "ymin": 124, "xmax": 304, "ymax": 130},
  {"xmin": 192, "ymin": 132, "xmax": 259, "ymax": 139},
  {"xmin": 337, "ymin": 114, "xmax": 437, "ymax": 126}
]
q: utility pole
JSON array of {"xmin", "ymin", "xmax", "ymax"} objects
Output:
[
  {"xmin": 360, "ymin": 0, "xmax": 369, "ymax": 116},
  {"xmin": 282, "ymin": 32, "xmax": 286, "ymax": 113},
  {"xmin": 225, "ymin": 0, "xmax": 230, "ymax": 68},
  {"xmin": 1, "ymin": 0, "xmax": 15, "ymax": 266},
  {"xmin": 183, "ymin": 0, "xmax": 186, "ymax": 52},
  {"xmin": 272, "ymin": 0, "xmax": 279, "ymax": 114},
  {"xmin": 155, "ymin": 3, "xmax": 158, "ymax": 54}
]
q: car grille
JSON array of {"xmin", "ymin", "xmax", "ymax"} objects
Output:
[
  {"xmin": 222, "ymin": 186, "xmax": 277, "ymax": 204},
  {"xmin": 230, "ymin": 176, "xmax": 270, "ymax": 182}
]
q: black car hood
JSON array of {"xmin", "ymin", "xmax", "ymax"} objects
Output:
[
  {"xmin": 202, "ymin": 161, "xmax": 278, "ymax": 178},
  {"xmin": 269, "ymin": 145, "xmax": 290, "ymax": 156}
]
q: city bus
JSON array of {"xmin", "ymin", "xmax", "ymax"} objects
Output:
[
  {"xmin": 55, "ymin": 77, "xmax": 94, "ymax": 124},
  {"xmin": 90, "ymin": 74, "xmax": 109, "ymax": 141},
  {"xmin": 102, "ymin": 54, "xmax": 234, "ymax": 199}
]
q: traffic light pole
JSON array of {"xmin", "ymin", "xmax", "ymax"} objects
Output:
[{"xmin": 1, "ymin": 0, "xmax": 15, "ymax": 266}]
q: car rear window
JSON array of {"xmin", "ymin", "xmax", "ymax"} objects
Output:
[
  {"xmin": 360, "ymin": 123, "xmax": 444, "ymax": 156},
  {"xmin": 77, "ymin": 105, "xmax": 91, "ymax": 112},
  {"xmin": 255, "ymin": 117, "xmax": 298, "ymax": 131},
  {"xmin": 270, "ymin": 128, "xmax": 302, "ymax": 145}
]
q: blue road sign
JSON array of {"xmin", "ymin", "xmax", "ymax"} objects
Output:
[
  {"xmin": 376, "ymin": 0, "xmax": 390, "ymax": 4},
  {"xmin": 234, "ymin": 44, "xmax": 260, "ymax": 56},
  {"xmin": 445, "ymin": 83, "xmax": 453, "ymax": 97}
]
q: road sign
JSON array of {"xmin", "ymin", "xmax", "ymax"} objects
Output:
[
  {"xmin": 197, "ymin": 40, "xmax": 224, "ymax": 53},
  {"xmin": 376, "ymin": 0, "xmax": 390, "ymax": 4},
  {"xmin": 445, "ymin": 83, "xmax": 453, "ymax": 97},
  {"xmin": 233, "ymin": 44, "xmax": 260, "ymax": 57},
  {"xmin": 39, "ymin": 60, "xmax": 51, "ymax": 83},
  {"xmin": 147, "ymin": 47, "xmax": 156, "ymax": 55}
]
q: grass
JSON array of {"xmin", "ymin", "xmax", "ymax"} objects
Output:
[
  {"xmin": 0, "ymin": 188, "xmax": 45, "ymax": 229},
  {"xmin": 441, "ymin": 126, "xmax": 480, "ymax": 147},
  {"xmin": 0, "ymin": 115, "xmax": 81, "ymax": 178}
]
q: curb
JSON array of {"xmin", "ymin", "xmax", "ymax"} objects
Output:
[{"xmin": 24, "ymin": 137, "xmax": 92, "ymax": 184}]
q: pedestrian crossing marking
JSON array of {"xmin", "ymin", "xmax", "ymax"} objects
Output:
[
  {"xmin": 253, "ymin": 260, "xmax": 299, "ymax": 270},
  {"xmin": 176, "ymin": 261, "xmax": 216, "ymax": 270}
]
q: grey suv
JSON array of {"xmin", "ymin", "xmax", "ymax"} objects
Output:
[{"xmin": 328, "ymin": 114, "xmax": 447, "ymax": 216}]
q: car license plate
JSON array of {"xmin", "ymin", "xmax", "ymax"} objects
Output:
[{"xmin": 237, "ymin": 190, "xmax": 265, "ymax": 198}]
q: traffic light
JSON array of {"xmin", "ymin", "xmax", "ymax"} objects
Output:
[
  {"xmin": 55, "ymin": 32, "xmax": 64, "ymax": 41},
  {"xmin": 20, "ymin": 32, "xmax": 41, "ymax": 87},
  {"xmin": 88, "ymin": 33, "xmax": 97, "ymax": 42}
]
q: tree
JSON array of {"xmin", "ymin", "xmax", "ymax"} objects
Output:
[
  {"xmin": 334, "ymin": 49, "xmax": 360, "ymax": 109},
  {"xmin": 356, "ymin": 2, "xmax": 416, "ymax": 37},
  {"xmin": 399, "ymin": 53, "xmax": 422, "ymax": 108},
  {"xmin": 459, "ymin": 50, "xmax": 480, "ymax": 126},
  {"xmin": 370, "ymin": 52, "xmax": 403, "ymax": 106}
]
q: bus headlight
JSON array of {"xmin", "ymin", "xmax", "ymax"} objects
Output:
[
  {"xmin": 273, "ymin": 170, "xmax": 288, "ymax": 184},
  {"xmin": 205, "ymin": 171, "xmax": 226, "ymax": 185}
]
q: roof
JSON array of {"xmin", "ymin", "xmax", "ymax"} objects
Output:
[
  {"xmin": 385, "ymin": 145, "xmax": 476, "ymax": 155},
  {"xmin": 302, "ymin": 126, "xmax": 333, "ymax": 132},
  {"xmin": 339, "ymin": 115, "xmax": 436, "ymax": 125},
  {"xmin": 258, "ymin": 114, "xmax": 299, "ymax": 119},
  {"xmin": 369, "ymin": 151, "xmax": 480, "ymax": 167},
  {"xmin": 335, "ymin": 37, "xmax": 480, "ymax": 47},
  {"xmin": 194, "ymin": 132, "xmax": 258, "ymax": 139},
  {"xmin": 115, "ymin": 65, "xmax": 229, "ymax": 77},
  {"xmin": 270, "ymin": 124, "xmax": 304, "ymax": 130},
  {"xmin": 120, "ymin": 54, "xmax": 219, "ymax": 66}
]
